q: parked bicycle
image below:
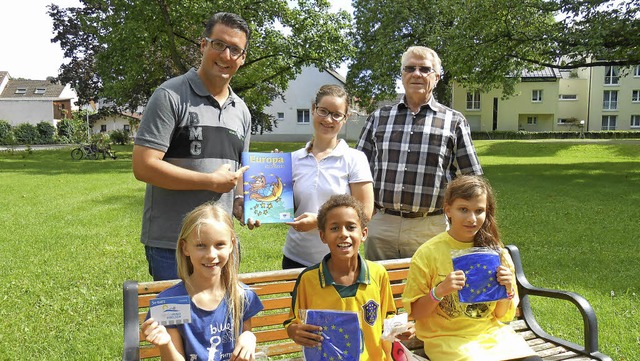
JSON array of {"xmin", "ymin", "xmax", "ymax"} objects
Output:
[
  {"xmin": 70, "ymin": 143, "xmax": 117, "ymax": 160},
  {"xmin": 71, "ymin": 143, "xmax": 98, "ymax": 160}
]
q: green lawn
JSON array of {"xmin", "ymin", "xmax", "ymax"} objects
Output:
[{"xmin": 0, "ymin": 140, "xmax": 638, "ymax": 360}]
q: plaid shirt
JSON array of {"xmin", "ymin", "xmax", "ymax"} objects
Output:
[{"xmin": 356, "ymin": 96, "xmax": 483, "ymax": 213}]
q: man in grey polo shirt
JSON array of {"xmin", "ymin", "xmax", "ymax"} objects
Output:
[{"xmin": 133, "ymin": 12, "xmax": 254, "ymax": 281}]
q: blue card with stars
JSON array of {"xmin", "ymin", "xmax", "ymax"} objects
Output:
[
  {"xmin": 303, "ymin": 310, "xmax": 361, "ymax": 361},
  {"xmin": 452, "ymin": 249, "xmax": 508, "ymax": 303}
]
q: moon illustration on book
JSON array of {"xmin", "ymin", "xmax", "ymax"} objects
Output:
[{"xmin": 249, "ymin": 176, "xmax": 284, "ymax": 202}]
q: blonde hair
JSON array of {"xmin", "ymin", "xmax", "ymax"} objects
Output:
[
  {"xmin": 401, "ymin": 46, "xmax": 442, "ymax": 75},
  {"xmin": 306, "ymin": 84, "xmax": 350, "ymax": 152},
  {"xmin": 176, "ymin": 203, "xmax": 245, "ymax": 340}
]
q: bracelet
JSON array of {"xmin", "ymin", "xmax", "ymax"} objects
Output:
[
  {"xmin": 506, "ymin": 287, "xmax": 515, "ymax": 299},
  {"xmin": 429, "ymin": 287, "xmax": 443, "ymax": 302},
  {"xmin": 234, "ymin": 195, "xmax": 244, "ymax": 200}
]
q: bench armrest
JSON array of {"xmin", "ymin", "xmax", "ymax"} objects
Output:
[
  {"xmin": 505, "ymin": 245, "xmax": 611, "ymax": 361},
  {"xmin": 123, "ymin": 280, "xmax": 140, "ymax": 361}
]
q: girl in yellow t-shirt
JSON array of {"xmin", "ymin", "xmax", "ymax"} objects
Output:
[{"xmin": 403, "ymin": 175, "xmax": 541, "ymax": 361}]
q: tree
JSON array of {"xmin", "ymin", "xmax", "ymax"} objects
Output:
[
  {"xmin": 49, "ymin": 0, "xmax": 353, "ymax": 132},
  {"xmin": 348, "ymin": 0, "xmax": 640, "ymax": 110}
]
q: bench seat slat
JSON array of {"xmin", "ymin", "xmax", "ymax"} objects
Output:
[
  {"xmin": 257, "ymin": 341, "xmax": 301, "ymax": 357},
  {"xmin": 542, "ymin": 351, "xmax": 580, "ymax": 361}
]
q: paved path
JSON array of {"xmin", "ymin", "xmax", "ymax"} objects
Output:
[{"xmin": 0, "ymin": 144, "xmax": 73, "ymax": 152}]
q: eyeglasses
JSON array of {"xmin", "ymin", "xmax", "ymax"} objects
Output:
[
  {"xmin": 315, "ymin": 107, "xmax": 346, "ymax": 122},
  {"xmin": 204, "ymin": 38, "xmax": 246, "ymax": 58},
  {"xmin": 402, "ymin": 66, "xmax": 436, "ymax": 75}
]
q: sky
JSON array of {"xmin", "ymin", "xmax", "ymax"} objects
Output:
[{"xmin": 0, "ymin": 0, "xmax": 353, "ymax": 80}]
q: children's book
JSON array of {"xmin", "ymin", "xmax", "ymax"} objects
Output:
[
  {"xmin": 452, "ymin": 247, "xmax": 509, "ymax": 303},
  {"xmin": 302, "ymin": 309, "xmax": 361, "ymax": 361},
  {"xmin": 241, "ymin": 152, "xmax": 294, "ymax": 224}
]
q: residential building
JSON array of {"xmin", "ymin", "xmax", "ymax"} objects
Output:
[
  {"xmin": 89, "ymin": 99, "xmax": 141, "ymax": 136},
  {"xmin": 255, "ymin": 66, "xmax": 367, "ymax": 142},
  {"xmin": 452, "ymin": 64, "xmax": 640, "ymax": 132},
  {"xmin": 0, "ymin": 71, "xmax": 76, "ymax": 126}
]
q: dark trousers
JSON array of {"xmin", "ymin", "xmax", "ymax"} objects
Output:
[{"xmin": 282, "ymin": 255, "xmax": 307, "ymax": 270}]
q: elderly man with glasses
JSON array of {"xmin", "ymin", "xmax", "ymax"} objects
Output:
[
  {"xmin": 356, "ymin": 46, "xmax": 483, "ymax": 261},
  {"xmin": 133, "ymin": 12, "xmax": 256, "ymax": 281}
]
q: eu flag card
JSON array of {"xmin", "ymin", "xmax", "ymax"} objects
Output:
[
  {"xmin": 452, "ymin": 248, "xmax": 508, "ymax": 303},
  {"xmin": 302, "ymin": 310, "xmax": 361, "ymax": 361}
]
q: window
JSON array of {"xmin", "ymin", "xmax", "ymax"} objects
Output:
[
  {"xmin": 632, "ymin": 90, "xmax": 640, "ymax": 102},
  {"xmin": 297, "ymin": 109, "xmax": 310, "ymax": 123},
  {"xmin": 15, "ymin": 87, "xmax": 26, "ymax": 94},
  {"xmin": 527, "ymin": 116, "xmax": 537, "ymax": 125},
  {"xmin": 604, "ymin": 66, "xmax": 620, "ymax": 85},
  {"xmin": 631, "ymin": 115, "xmax": 640, "ymax": 128},
  {"xmin": 34, "ymin": 88, "xmax": 46, "ymax": 94},
  {"xmin": 603, "ymin": 90, "xmax": 618, "ymax": 110},
  {"xmin": 601, "ymin": 115, "xmax": 617, "ymax": 130},
  {"xmin": 531, "ymin": 90, "xmax": 542, "ymax": 102},
  {"xmin": 635, "ymin": 65, "xmax": 640, "ymax": 77},
  {"xmin": 557, "ymin": 118, "xmax": 568, "ymax": 125},
  {"xmin": 276, "ymin": 112, "xmax": 285, "ymax": 122},
  {"xmin": 123, "ymin": 124, "xmax": 130, "ymax": 131},
  {"xmin": 100, "ymin": 125, "xmax": 107, "ymax": 132},
  {"xmin": 559, "ymin": 94, "xmax": 577, "ymax": 100},
  {"xmin": 466, "ymin": 91, "xmax": 480, "ymax": 110}
]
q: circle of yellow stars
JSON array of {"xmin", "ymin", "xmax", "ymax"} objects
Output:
[
  {"xmin": 463, "ymin": 263, "xmax": 496, "ymax": 294},
  {"xmin": 316, "ymin": 324, "xmax": 352, "ymax": 360}
]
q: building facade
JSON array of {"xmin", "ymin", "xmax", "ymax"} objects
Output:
[
  {"xmin": 254, "ymin": 66, "xmax": 366, "ymax": 142},
  {"xmin": 452, "ymin": 64, "xmax": 640, "ymax": 132},
  {"xmin": 0, "ymin": 72, "xmax": 76, "ymax": 126}
]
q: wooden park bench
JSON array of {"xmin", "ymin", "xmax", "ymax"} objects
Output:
[{"xmin": 122, "ymin": 245, "xmax": 611, "ymax": 360}]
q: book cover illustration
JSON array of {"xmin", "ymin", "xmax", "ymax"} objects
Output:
[
  {"xmin": 302, "ymin": 309, "xmax": 361, "ymax": 361},
  {"xmin": 452, "ymin": 248, "xmax": 508, "ymax": 303},
  {"xmin": 242, "ymin": 152, "xmax": 294, "ymax": 224}
]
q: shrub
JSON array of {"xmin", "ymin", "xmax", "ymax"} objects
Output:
[
  {"xmin": 0, "ymin": 120, "xmax": 13, "ymax": 145},
  {"xmin": 57, "ymin": 117, "xmax": 89, "ymax": 144},
  {"xmin": 36, "ymin": 121, "xmax": 56, "ymax": 144},
  {"xmin": 56, "ymin": 119, "xmax": 75, "ymax": 140},
  {"xmin": 109, "ymin": 129, "xmax": 131, "ymax": 145},
  {"xmin": 13, "ymin": 123, "xmax": 40, "ymax": 144}
]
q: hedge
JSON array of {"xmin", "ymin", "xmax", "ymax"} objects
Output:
[{"xmin": 471, "ymin": 130, "xmax": 640, "ymax": 140}]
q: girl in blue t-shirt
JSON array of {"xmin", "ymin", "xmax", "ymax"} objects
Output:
[{"xmin": 142, "ymin": 203, "xmax": 264, "ymax": 361}]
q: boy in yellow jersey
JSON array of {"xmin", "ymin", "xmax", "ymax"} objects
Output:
[{"xmin": 284, "ymin": 194, "xmax": 410, "ymax": 360}]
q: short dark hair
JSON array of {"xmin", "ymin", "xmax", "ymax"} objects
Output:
[
  {"xmin": 317, "ymin": 194, "xmax": 368, "ymax": 231},
  {"xmin": 204, "ymin": 12, "xmax": 250, "ymax": 47}
]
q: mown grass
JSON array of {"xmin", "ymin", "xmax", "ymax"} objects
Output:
[{"xmin": 0, "ymin": 140, "xmax": 638, "ymax": 360}]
